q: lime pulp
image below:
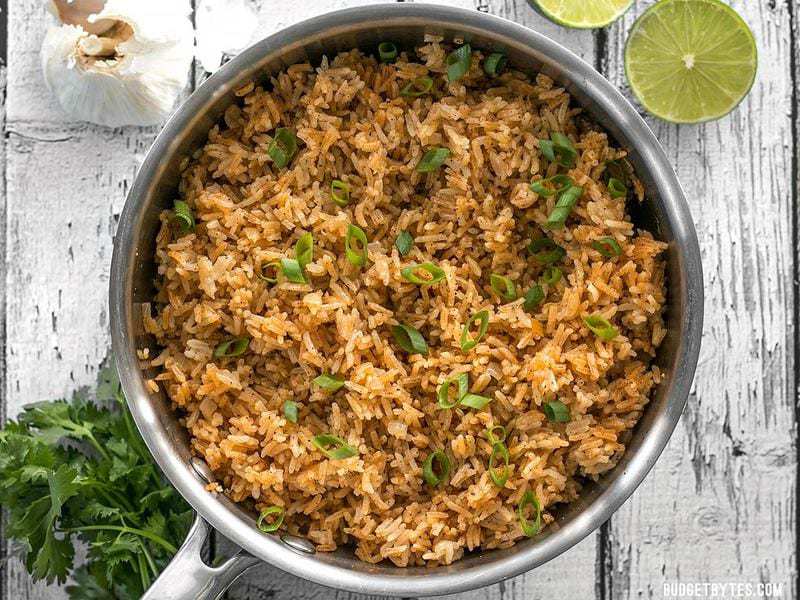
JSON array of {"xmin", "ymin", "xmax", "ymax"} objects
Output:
[{"xmin": 532, "ymin": 0, "xmax": 634, "ymax": 29}]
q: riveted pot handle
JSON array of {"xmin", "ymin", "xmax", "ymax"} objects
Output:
[{"xmin": 141, "ymin": 514, "xmax": 260, "ymax": 600}]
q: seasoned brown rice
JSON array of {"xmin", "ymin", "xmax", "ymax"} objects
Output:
[{"xmin": 143, "ymin": 39, "xmax": 667, "ymax": 567}]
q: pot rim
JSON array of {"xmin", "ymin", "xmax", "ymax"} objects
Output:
[{"xmin": 110, "ymin": 3, "xmax": 704, "ymax": 596}]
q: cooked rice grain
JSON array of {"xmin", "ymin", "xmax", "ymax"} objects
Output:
[{"xmin": 144, "ymin": 41, "xmax": 667, "ymax": 567}]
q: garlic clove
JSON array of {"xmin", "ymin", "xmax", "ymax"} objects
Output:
[{"xmin": 42, "ymin": 0, "xmax": 194, "ymax": 128}]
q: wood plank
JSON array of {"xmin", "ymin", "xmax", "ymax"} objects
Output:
[{"xmin": 602, "ymin": 1, "xmax": 797, "ymax": 598}]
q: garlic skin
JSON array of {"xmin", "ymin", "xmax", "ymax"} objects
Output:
[{"xmin": 41, "ymin": 0, "xmax": 194, "ymax": 127}]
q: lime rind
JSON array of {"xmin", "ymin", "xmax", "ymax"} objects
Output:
[
  {"xmin": 532, "ymin": 0, "xmax": 635, "ymax": 29},
  {"xmin": 624, "ymin": 0, "xmax": 757, "ymax": 124}
]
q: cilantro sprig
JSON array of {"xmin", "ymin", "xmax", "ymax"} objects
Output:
[{"xmin": 0, "ymin": 363, "xmax": 192, "ymax": 598}]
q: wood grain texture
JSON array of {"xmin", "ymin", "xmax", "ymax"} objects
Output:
[{"xmin": 602, "ymin": 1, "xmax": 798, "ymax": 598}]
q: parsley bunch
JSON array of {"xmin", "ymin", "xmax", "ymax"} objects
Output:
[{"xmin": 0, "ymin": 364, "xmax": 192, "ymax": 599}]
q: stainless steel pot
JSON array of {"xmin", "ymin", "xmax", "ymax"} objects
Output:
[{"xmin": 109, "ymin": 4, "xmax": 704, "ymax": 598}]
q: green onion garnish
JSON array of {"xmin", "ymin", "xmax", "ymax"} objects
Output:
[
  {"xmin": 400, "ymin": 77, "xmax": 433, "ymax": 97},
  {"xmin": 460, "ymin": 310, "xmax": 489, "ymax": 352},
  {"xmin": 345, "ymin": 224, "xmax": 368, "ymax": 268},
  {"xmin": 313, "ymin": 373, "xmax": 345, "ymax": 392},
  {"xmin": 256, "ymin": 506, "xmax": 285, "ymax": 533},
  {"xmin": 295, "ymin": 233, "xmax": 314, "ymax": 270},
  {"xmin": 312, "ymin": 434, "xmax": 358, "ymax": 460},
  {"xmin": 378, "ymin": 42, "xmax": 398, "ymax": 63},
  {"xmin": 460, "ymin": 393, "xmax": 492, "ymax": 410},
  {"xmin": 213, "ymin": 337, "xmax": 249, "ymax": 358},
  {"xmin": 483, "ymin": 52, "xmax": 507, "ymax": 77},
  {"xmin": 607, "ymin": 178, "xmax": 627, "ymax": 198},
  {"xmin": 395, "ymin": 230, "xmax": 414, "ymax": 256},
  {"xmin": 546, "ymin": 186, "xmax": 583, "ymax": 229},
  {"xmin": 487, "ymin": 424, "xmax": 507, "ymax": 445},
  {"xmin": 583, "ymin": 315, "xmax": 619, "ymax": 341},
  {"xmin": 527, "ymin": 237, "xmax": 566, "ymax": 265},
  {"xmin": 401, "ymin": 262, "xmax": 446, "ymax": 286},
  {"xmin": 283, "ymin": 400, "xmax": 298, "ymax": 424},
  {"xmin": 523, "ymin": 285, "xmax": 545, "ymax": 313},
  {"xmin": 268, "ymin": 128, "xmax": 298, "ymax": 169},
  {"xmin": 416, "ymin": 147, "xmax": 451, "ymax": 173},
  {"xmin": 538, "ymin": 132, "xmax": 577, "ymax": 168},
  {"xmin": 173, "ymin": 200, "xmax": 195, "ymax": 233},
  {"xmin": 530, "ymin": 174, "xmax": 573, "ymax": 197},
  {"xmin": 280, "ymin": 258, "xmax": 306, "ymax": 284},
  {"xmin": 392, "ymin": 323, "xmax": 428, "ymax": 356},
  {"xmin": 518, "ymin": 491, "xmax": 542, "ymax": 537},
  {"xmin": 489, "ymin": 442, "xmax": 510, "ymax": 487},
  {"xmin": 446, "ymin": 44, "xmax": 472, "ymax": 82},
  {"xmin": 331, "ymin": 180, "xmax": 351, "ymax": 207},
  {"xmin": 542, "ymin": 266, "xmax": 562, "ymax": 286},
  {"xmin": 543, "ymin": 399, "xmax": 570, "ymax": 423},
  {"xmin": 605, "ymin": 158, "xmax": 631, "ymax": 185},
  {"xmin": 256, "ymin": 260, "xmax": 280, "ymax": 284},
  {"xmin": 437, "ymin": 373, "xmax": 469, "ymax": 409},
  {"xmin": 591, "ymin": 237, "xmax": 622, "ymax": 257},
  {"xmin": 422, "ymin": 450, "xmax": 451, "ymax": 486},
  {"xmin": 490, "ymin": 274, "xmax": 517, "ymax": 302}
]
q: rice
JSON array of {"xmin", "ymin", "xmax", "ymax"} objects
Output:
[{"xmin": 143, "ymin": 40, "xmax": 667, "ymax": 567}]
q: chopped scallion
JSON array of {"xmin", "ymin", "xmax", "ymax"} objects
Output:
[
  {"xmin": 280, "ymin": 258, "xmax": 306, "ymax": 284},
  {"xmin": 422, "ymin": 449, "xmax": 451, "ymax": 486},
  {"xmin": 312, "ymin": 434, "xmax": 358, "ymax": 460},
  {"xmin": 608, "ymin": 178, "xmax": 627, "ymax": 198},
  {"xmin": 313, "ymin": 373, "xmax": 345, "ymax": 392},
  {"xmin": 542, "ymin": 266, "xmax": 562, "ymax": 286},
  {"xmin": 295, "ymin": 233, "xmax": 314, "ymax": 270},
  {"xmin": 460, "ymin": 310, "xmax": 489, "ymax": 352},
  {"xmin": 400, "ymin": 77, "xmax": 433, "ymax": 97},
  {"xmin": 392, "ymin": 323, "xmax": 428, "ymax": 356},
  {"xmin": 539, "ymin": 132, "xmax": 577, "ymax": 168},
  {"xmin": 401, "ymin": 262, "xmax": 446, "ymax": 285},
  {"xmin": 331, "ymin": 180, "xmax": 351, "ymax": 207},
  {"xmin": 483, "ymin": 52, "xmax": 507, "ymax": 77},
  {"xmin": 395, "ymin": 230, "xmax": 414, "ymax": 256},
  {"xmin": 546, "ymin": 185, "xmax": 583, "ymax": 229},
  {"xmin": 268, "ymin": 128, "xmax": 298, "ymax": 169},
  {"xmin": 257, "ymin": 506, "xmax": 285, "ymax": 533},
  {"xmin": 256, "ymin": 260, "xmax": 280, "ymax": 284},
  {"xmin": 487, "ymin": 424, "xmax": 507, "ymax": 445},
  {"xmin": 583, "ymin": 315, "xmax": 619, "ymax": 341},
  {"xmin": 437, "ymin": 373, "xmax": 469, "ymax": 409},
  {"xmin": 213, "ymin": 337, "xmax": 249, "ymax": 358},
  {"xmin": 460, "ymin": 393, "xmax": 492, "ymax": 410},
  {"xmin": 591, "ymin": 237, "xmax": 622, "ymax": 257},
  {"xmin": 417, "ymin": 147, "xmax": 451, "ymax": 173},
  {"xmin": 518, "ymin": 491, "xmax": 542, "ymax": 537},
  {"xmin": 446, "ymin": 44, "xmax": 472, "ymax": 82},
  {"xmin": 489, "ymin": 442, "xmax": 510, "ymax": 487},
  {"xmin": 523, "ymin": 285, "xmax": 545, "ymax": 313},
  {"xmin": 527, "ymin": 237, "xmax": 566, "ymax": 265},
  {"xmin": 283, "ymin": 400, "xmax": 298, "ymax": 424},
  {"xmin": 490, "ymin": 274, "xmax": 517, "ymax": 302},
  {"xmin": 530, "ymin": 174, "xmax": 573, "ymax": 197},
  {"xmin": 378, "ymin": 42, "xmax": 398, "ymax": 63},
  {"xmin": 543, "ymin": 399, "xmax": 570, "ymax": 423},
  {"xmin": 173, "ymin": 200, "xmax": 195, "ymax": 233},
  {"xmin": 345, "ymin": 224, "xmax": 369, "ymax": 268}
]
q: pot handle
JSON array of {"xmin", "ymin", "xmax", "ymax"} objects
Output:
[{"xmin": 142, "ymin": 514, "xmax": 260, "ymax": 600}]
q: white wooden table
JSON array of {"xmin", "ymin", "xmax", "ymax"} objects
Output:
[{"xmin": 1, "ymin": 1, "xmax": 796, "ymax": 599}]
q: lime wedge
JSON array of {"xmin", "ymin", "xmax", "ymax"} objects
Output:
[
  {"xmin": 624, "ymin": 0, "xmax": 757, "ymax": 124},
  {"xmin": 532, "ymin": 0, "xmax": 634, "ymax": 29}
]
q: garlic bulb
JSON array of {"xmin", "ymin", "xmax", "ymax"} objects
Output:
[{"xmin": 41, "ymin": 0, "xmax": 194, "ymax": 127}]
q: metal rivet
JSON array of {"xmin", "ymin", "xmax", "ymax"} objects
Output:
[
  {"xmin": 191, "ymin": 457, "xmax": 215, "ymax": 484},
  {"xmin": 280, "ymin": 534, "xmax": 316, "ymax": 555}
]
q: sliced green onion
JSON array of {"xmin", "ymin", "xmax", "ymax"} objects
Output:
[
  {"xmin": 400, "ymin": 77, "xmax": 433, "ymax": 97},
  {"xmin": 280, "ymin": 258, "xmax": 306, "ymax": 284},
  {"xmin": 313, "ymin": 373, "xmax": 345, "ymax": 392},
  {"xmin": 546, "ymin": 186, "xmax": 583, "ymax": 229},
  {"xmin": 345, "ymin": 224, "xmax": 368, "ymax": 268},
  {"xmin": 460, "ymin": 310, "xmax": 489, "ymax": 352},
  {"xmin": 541, "ymin": 266, "xmax": 562, "ymax": 286},
  {"xmin": 530, "ymin": 174, "xmax": 573, "ymax": 197},
  {"xmin": 490, "ymin": 274, "xmax": 517, "ymax": 302},
  {"xmin": 484, "ymin": 52, "xmax": 507, "ymax": 76},
  {"xmin": 583, "ymin": 315, "xmax": 619, "ymax": 341},
  {"xmin": 487, "ymin": 425, "xmax": 507, "ymax": 445},
  {"xmin": 395, "ymin": 230, "xmax": 414, "ymax": 256},
  {"xmin": 523, "ymin": 285, "xmax": 545, "ymax": 313},
  {"xmin": 422, "ymin": 450, "xmax": 451, "ymax": 486},
  {"xmin": 268, "ymin": 128, "xmax": 298, "ymax": 169},
  {"xmin": 312, "ymin": 434, "xmax": 358, "ymax": 460},
  {"xmin": 256, "ymin": 260, "xmax": 280, "ymax": 284},
  {"xmin": 539, "ymin": 132, "xmax": 577, "ymax": 168},
  {"xmin": 489, "ymin": 442, "xmax": 510, "ymax": 487},
  {"xmin": 401, "ymin": 262, "xmax": 446, "ymax": 286},
  {"xmin": 446, "ymin": 44, "xmax": 472, "ymax": 82},
  {"xmin": 607, "ymin": 178, "xmax": 627, "ymax": 199},
  {"xmin": 518, "ymin": 491, "xmax": 542, "ymax": 537},
  {"xmin": 591, "ymin": 237, "xmax": 622, "ymax": 257},
  {"xmin": 173, "ymin": 200, "xmax": 195, "ymax": 233},
  {"xmin": 543, "ymin": 399, "xmax": 570, "ymax": 423},
  {"xmin": 295, "ymin": 233, "xmax": 314, "ymax": 270},
  {"xmin": 283, "ymin": 400, "xmax": 298, "ymax": 424},
  {"xmin": 378, "ymin": 42, "xmax": 398, "ymax": 63},
  {"xmin": 213, "ymin": 337, "xmax": 249, "ymax": 358},
  {"xmin": 437, "ymin": 373, "xmax": 469, "ymax": 409},
  {"xmin": 331, "ymin": 180, "xmax": 351, "ymax": 207},
  {"xmin": 460, "ymin": 393, "xmax": 492, "ymax": 410},
  {"xmin": 416, "ymin": 147, "xmax": 451, "ymax": 173},
  {"xmin": 392, "ymin": 323, "xmax": 428, "ymax": 356},
  {"xmin": 605, "ymin": 158, "xmax": 632, "ymax": 186},
  {"xmin": 256, "ymin": 506, "xmax": 285, "ymax": 533},
  {"xmin": 527, "ymin": 238, "xmax": 566, "ymax": 265}
]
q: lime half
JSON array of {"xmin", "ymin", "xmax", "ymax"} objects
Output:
[
  {"xmin": 625, "ymin": 0, "xmax": 757, "ymax": 124},
  {"xmin": 532, "ymin": 0, "xmax": 634, "ymax": 29}
]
